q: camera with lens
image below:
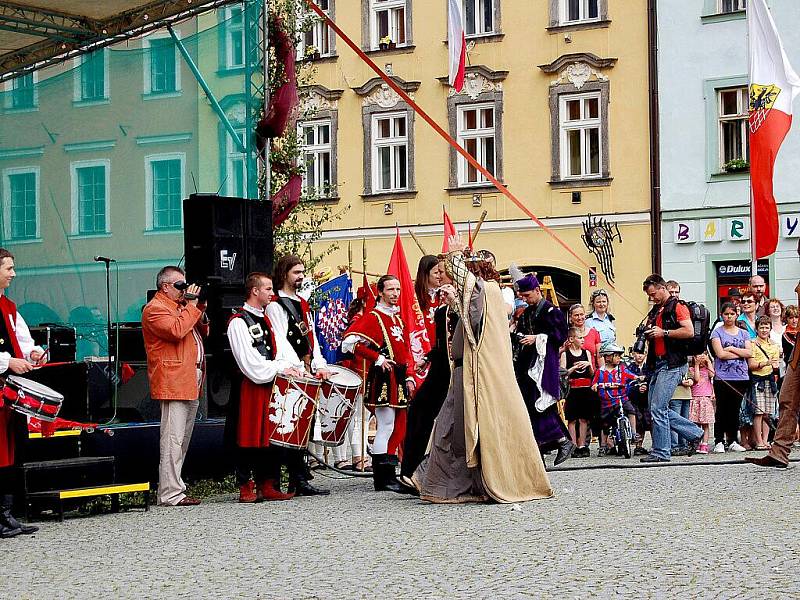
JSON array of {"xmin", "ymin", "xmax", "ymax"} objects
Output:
[{"xmin": 632, "ymin": 323, "xmax": 649, "ymax": 355}]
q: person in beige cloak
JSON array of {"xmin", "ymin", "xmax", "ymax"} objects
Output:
[{"xmin": 412, "ymin": 239, "xmax": 553, "ymax": 503}]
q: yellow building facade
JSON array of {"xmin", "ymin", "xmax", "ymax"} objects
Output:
[{"xmin": 302, "ymin": 0, "xmax": 652, "ymax": 345}]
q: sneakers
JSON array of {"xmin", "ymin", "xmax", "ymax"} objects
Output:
[
  {"xmin": 640, "ymin": 454, "xmax": 670, "ymax": 463},
  {"xmin": 729, "ymin": 441, "xmax": 747, "ymax": 452},
  {"xmin": 597, "ymin": 447, "xmax": 608, "ymax": 457},
  {"xmin": 574, "ymin": 446, "xmax": 590, "ymax": 458},
  {"xmin": 713, "ymin": 442, "xmax": 726, "ymax": 453},
  {"xmin": 697, "ymin": 443, "xmax": 709, "ymax": 454},
  {"xmin": 633, "ymin": 446, "xmax": 649, "ymax": 456},
  {"xmin": 671, "ymin": 447, "xmax": 690, "ymax": 457}
]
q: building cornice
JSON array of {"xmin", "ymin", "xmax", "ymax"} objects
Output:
[
  {"xmin": 537, "ymin": 52, "xmax": 617, "ymax": 73},
  {"xmin": 352, "ymin": 76, "xmax": 421, "ymax": 96},
  {"xmin": 436, "ymin": 64, "xmax": 509, "ymax": 85},
  {"xmin": 300, "ymin": 84, "xmax": 344, "ymax": 101}
]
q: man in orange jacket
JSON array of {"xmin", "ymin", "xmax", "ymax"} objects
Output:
[{"xmin": 142, "ymin": 266, "xmax": 209, "ymax": 506}]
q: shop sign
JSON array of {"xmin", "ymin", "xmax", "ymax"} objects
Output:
[
  {"xmin": 781, "ymin": 214, "xmax": 800, "ymax": 238},
  {"xmin": 672, "ymin": 217, "xmax": 751, "ymax": 243}
]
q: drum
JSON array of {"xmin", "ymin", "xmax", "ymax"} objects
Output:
[
  {"xmin": 267, "ymin": 374, "xmax": 321, "ymax": 449},
  {"xmin": 2, "ymin": 375, "xmax": 64, "ymax": 422},
  {"xmin": 314, "ymin": 365, "xmax": 362, "ymax": 447}
]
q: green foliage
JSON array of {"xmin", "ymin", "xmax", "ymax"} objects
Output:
[
  {"xmin": 723, "ymin": 158, "xmax": 749, "ymax": 173},
  {"xmin": 266, "ymin": 0, "xmax": 348, "ymax": 272}
]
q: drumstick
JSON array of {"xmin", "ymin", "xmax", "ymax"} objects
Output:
[
  {"xmin": 33, "ymin": 361, "xmax": 74, "ymax": 369},
  {"xmin": 470, "ymin": 210, "xmax": 489, "ymax": 245}
]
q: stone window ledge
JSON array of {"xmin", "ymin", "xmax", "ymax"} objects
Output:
[
  {"xmin": 361, "ymin": 190, "xmax": 417, "ymax": 202},
  {"xmin": 363, "ymin": 45, "xmax": 416, "ymax": 57},
  {"xmin": 549, "ymin": 177, "xmax": 612, "ymax": 189},
  {"xmin": 546, "ymin": 19, "xmax": 611, "ymax": 33},
  {"xmin": 445, "ymin": 183, "xmax": 504, "ymax": 195}
]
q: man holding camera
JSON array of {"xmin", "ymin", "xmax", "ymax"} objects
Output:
[
  {"xmin": 640, "ymin": 275, "xmax": 703, "ymax": 463},
  {"xmin": 142, "ymin": 266, "xmax": 208, "ymax": 506}
]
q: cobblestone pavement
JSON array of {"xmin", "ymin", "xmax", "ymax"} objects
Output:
[{"xmin": 2, "ymin": 453, "xmax": 799, "ymax": 600}]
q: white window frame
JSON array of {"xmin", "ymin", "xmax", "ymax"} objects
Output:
[
  {"xmin": 3, "ymin": 72, "xmax": 38, "ymax": 111},
  {"xmin": 70, "ymin": 159, "xmax": 111, "ymax": 235},
  {"xmin": 559, "ymin": 92, "xmax": 602, "ymax": 180},
  {"xmin": 717, "ymin": 87, "xmax": 749, "ymax": 169},
  {"xmin": 456, "ymin": 103, "xmax": 496, "ymax": 186},
  {"xmin": 462, "ymin": 0, "xmax": 496, "ymax": 37},
  {"xmin": 72, "ymin": 49, "xmax": 110, "ymax": 103},
  {"xmin": 299, "ymin": 119, "xmax": 333, "ymax": 197},
  {"xmin": 142, "ymin": 31, "xmax": 182, "ymax": 96},
  {"xmin": 1, "ymin": 166, "xmax": 40, "ymax": 241},
  {"xmin": 298, "ymin": 0, "xmax": 333, "ymax": 59},
  {"xmin": 719, "ymin": 0, "xmax": 746, "ymax": 13},
  {"xmin": 370, "ymin": 0, "xmax": 408, "ymax": 49},
  {"xmin": 226, "ymin": 128, "xmax": 248, "ymax": 198},
  {"xmin": 559, "ymin": 0, "xmax": 600, "ymax": 25},
  {"xmin": 371, "ymin": 111, "xmax": 409, "ymax": 193},
  {"xmin": 222, "ymin": 5, "xmax": 246, "ymax": 68},
  {"xmin": 145, "ymin": 152, "xmax": 186, "ymax": 231}
]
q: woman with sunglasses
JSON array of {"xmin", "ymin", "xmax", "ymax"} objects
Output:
[
  {"xmin": 737, "ymin": 293, "xmax": 759, "ymax": 339},
  {"xmin": 585, "ymin": 289, "xmax": 616, "ymax": 346}
]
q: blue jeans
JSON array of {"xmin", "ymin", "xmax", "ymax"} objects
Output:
[
  {"xmin": 669, "ymin": 398, "xmax": 691, "ymax": 449},
  {"xmin": 648, "ymin": 361, "xmax": 703, "ymax": 460}
]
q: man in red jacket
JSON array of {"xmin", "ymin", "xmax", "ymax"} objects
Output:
[
  {"xmin": 142, "ymin": 266, "xmax": 208, "ymax": 506},
  {"xmin": 0, "ymin": 248, "xmax": 45, "ymax": 537}
]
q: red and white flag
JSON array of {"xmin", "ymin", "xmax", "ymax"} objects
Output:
[
  {"xmin": 386, "ymin": 229, "xmax": 430, "ymax": 456},
  {"xmin": 748, "ymin": 0, "xmax": 800, "ymax": 258},
  {"xmin": 441, "ymin": 207, "xmax": 457, "ymax": 252},
  {"xmin": 447, "ymin": 0, "xmax": 466, "ymax": 92}
]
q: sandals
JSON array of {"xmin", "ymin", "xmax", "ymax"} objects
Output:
[
  {"xmin": 334, "ymin": 460, "xmax": 351, "ymax": 470},
  {"xmin": 352, "ymin": 457, "xmax": 373, "ymax": 472}
]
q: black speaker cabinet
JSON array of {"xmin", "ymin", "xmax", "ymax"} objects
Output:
[
  {"xmin": 109, "ymin": 323, "xmax": 146, "ymax": 363},
  {"xmin": 183, "ymin": 194, "xmax": 273, "ymax": 287},
  {"xmin": 29, "ymin": 325, "xmax": 77, "ymax": 363},
  {"xmin": 25, "ymin": 361, "xmax": 89, "ymax": 422}
]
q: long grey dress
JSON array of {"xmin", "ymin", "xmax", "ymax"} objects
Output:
[{"xmin": 412, "ymin": 281, "xmax": 487, "ymax": 503}]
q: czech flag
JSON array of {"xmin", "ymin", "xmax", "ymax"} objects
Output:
[
  {"xmin": 748, "ymin": 0, "xmax": 800, "ymax": 258},
  {"xmin": 448, "ymin": 0, "xmax": 466, "ymax": 92}
]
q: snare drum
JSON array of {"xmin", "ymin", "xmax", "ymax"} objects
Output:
[
  {"xmin": 267, "ymin": 374, "xmax": 321, "ymax": 449},
  {"xmin": 2, "ymin": 376, "xmax": 64, "ymax": 422},
  {"xmin": 314, "ymin": 365, "xmax": 362, "ymax": 447}
]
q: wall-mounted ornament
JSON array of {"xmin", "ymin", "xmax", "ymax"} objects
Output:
[{"xmin": 581, "ymin": 214, "xmax": 623, "ymax": 283}]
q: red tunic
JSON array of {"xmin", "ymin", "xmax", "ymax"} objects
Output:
[
  {"xmin": 422, "ymin": 290, "xmax": 442, "ymax": 349},
  {"xmin": 344, "ymin": 308, "xmax": 414, "ymax": 409},
  {"xmin": 0, "ymin": 295, "xmax": 24, "ymax": 468},
  {"xmin": 228, "ymin": 311, "xmax": 279, "ymax": 448}
]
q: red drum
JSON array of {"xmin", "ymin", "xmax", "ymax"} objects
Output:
[
  {"xmin": 314, "ymin": 365, "xmax": 362, "ymax": 447},
  {"xmin": 2, "ymin": 376, "xmax": 64, "ymax": 422},
  {"xmin": 268, "ymin": 374, "xmax": 321, "ymax": 449}
]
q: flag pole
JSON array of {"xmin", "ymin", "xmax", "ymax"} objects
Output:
[
  {"xmin": 747, "ymin": 2, "xmax": 757, "ymax": 278},
  {"xmin": 359, "ymin": 237, "xmax": 368, "ymax": 471}
]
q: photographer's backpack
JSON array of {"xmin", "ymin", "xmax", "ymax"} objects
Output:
[{"xmin": 681, "ymin": 300, "xmax": 711, "ymax": 356}]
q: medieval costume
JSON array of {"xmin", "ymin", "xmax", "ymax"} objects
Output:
[
  {"xmin": 0, "ymin": 294, "xmax": 41, "ymax": 536},
  {"xmin": 341, "ymin": 302, "xmax": 414, "ymax": 491},
  {"xmin": 226, "ymin": 303, "xmax": 297, "ymax": 502},
  {"xmin": 399, "ymin": 303, "xmax": 457, "ymax": 481},
  {"xmin": 513, "ymin": 275, "xmax": 574, "ymax": 464},
  {"xmin": 413, "ymin": 254, "xmax": 553, "ymax": 504},
  {"xmin": 265, "ymin": 292, "xmax": 330, "ymax": 496}
]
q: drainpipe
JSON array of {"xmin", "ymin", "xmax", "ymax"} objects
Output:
[{"xmin": 648, "ymin": 0, "xmax": 662, "ymax": 273}]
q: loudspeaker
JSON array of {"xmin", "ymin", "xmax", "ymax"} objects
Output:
[
  {"xmin": 29, "ymin": 325, "xmax": 77, "ymax": 363},
  {"xmin": 25, "ymin": 362, "xmax": 88, "ymax": 422},
  {"xmin": 183, "ymin": 194, "xmax": 273, "ymax": 287},
  {"xmin": 109, "ymin": 323, "xmax": 146, "ymax": 363}
]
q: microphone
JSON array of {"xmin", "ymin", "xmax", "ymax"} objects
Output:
[{"xmin": 94, "ymin": 256, "xmax": 116, "ymax": 263}]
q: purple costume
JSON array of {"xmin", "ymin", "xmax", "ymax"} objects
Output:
[{"xmin": 513, "ymin": 292, "xmax": 569, "ymax": 452}]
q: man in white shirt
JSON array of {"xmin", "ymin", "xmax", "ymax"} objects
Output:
[
  {"xmin": 0, "ymin": 248, "xmax": 45, "ymax": 537},
  {"xmin": 266, "ymin": 255, "xmax": 331, "ymax": 495},
  {"xmin": 226, "ymin": 272, "xmax": 302, "ymax": 502}
]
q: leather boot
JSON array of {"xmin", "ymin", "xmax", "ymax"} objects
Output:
[
  {"xmin": 373, "ymin": 454, "xmax": 405, "ymax": 493},
  {"xmin": 258, "ymin": 479, "xmax": 294, "ymax": 501},
  {"xmin": 290, "ymin": 479, "xmax": 330, "ymax": 496},
  {"xmin": 0, "ymin": 519, "xmax": 21, "ymax": 538},
  {"xmin": 1, "ymin": 495, "xmax": 38, "ymax": 535},
  {"xmin": 238, "ymin": 480, "xmax": 258, "ymax": 503}
]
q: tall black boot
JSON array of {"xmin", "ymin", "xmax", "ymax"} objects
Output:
[
  {"xmin": 372, "ymin": 454, "xmax": 405, "ymax": 492},
  {"xmin": 1, "ymin": 495, "xmax": 38, "ymax": 535}
]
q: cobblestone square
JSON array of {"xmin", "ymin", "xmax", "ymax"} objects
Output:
[{"xmin": 3, "ymin": 459, "xmax": 798, "ymax": 599}]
